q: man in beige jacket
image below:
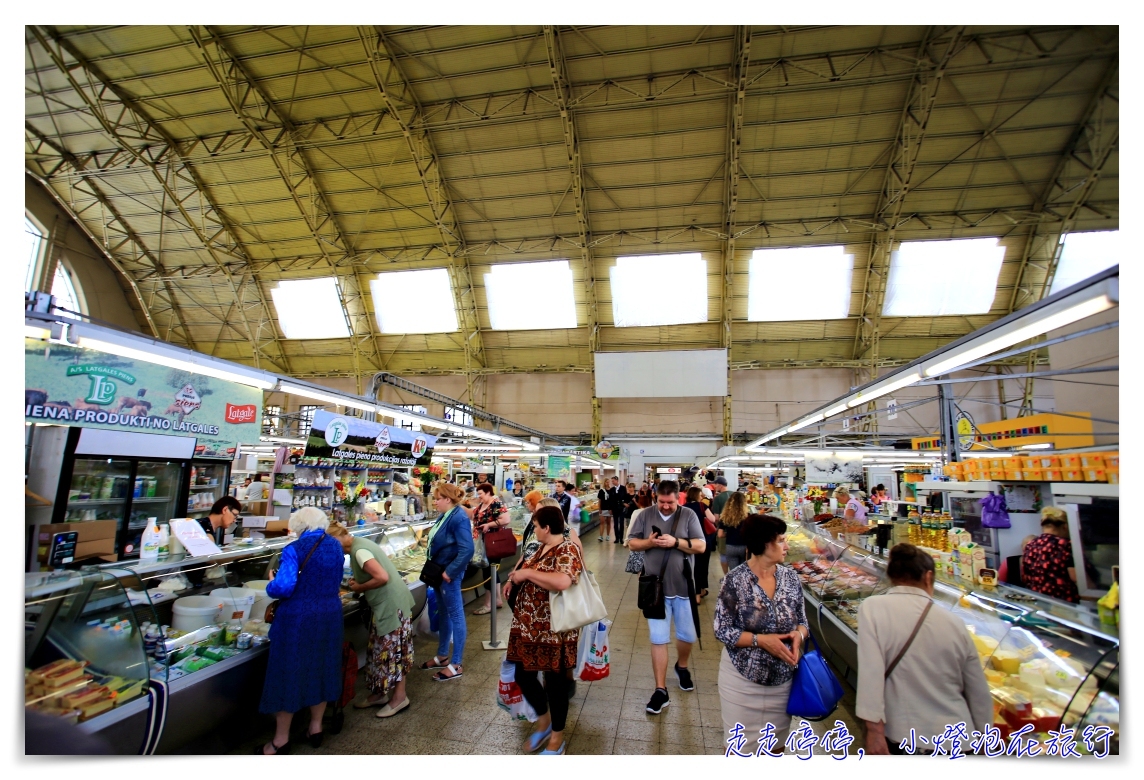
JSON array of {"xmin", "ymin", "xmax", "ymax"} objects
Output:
[{"xmin": 856, "ymin": 544, "xmax": 993, "ymax": 755}]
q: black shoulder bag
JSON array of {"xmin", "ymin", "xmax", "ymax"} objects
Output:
[{"xmin": 637, "ymin": 508, "xmax": 683, "ymax": 620}]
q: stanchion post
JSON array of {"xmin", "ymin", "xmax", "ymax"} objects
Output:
[{"xmin": 482, "ymin": 563, "xmax": 506, "ymax": 650}]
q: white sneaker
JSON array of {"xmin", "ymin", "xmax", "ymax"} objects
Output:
[{"xmin": 598, "ymin": 536, "xmax": 604, "ymax": 541}]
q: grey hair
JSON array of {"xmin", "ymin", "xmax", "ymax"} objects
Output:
[{"xmin": 289, "ymin": 506, "xmax": 330, "ymax": 535}]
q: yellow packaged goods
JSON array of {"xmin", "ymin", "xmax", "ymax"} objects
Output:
[
  {"xmin": 1002, "ymin": 457, "xmax": 1025, "ymax": 471},
  {"xmin": 29, "ymin": 659, "xmax": 88, "ymax": 687},
  {"xmin": 1104, "ymin": 452, "xmax": 1119, "ymax": 468},
  {"xmin": 989, "ymin": 458, "xmax": 1007, "ymax": 470},
  {"xmin": 993, "ymin": 686, "xmax": 1032, "ymax": 717},
  {"xmin": 943, "ymin": 463, "xmax": 963, "ymax": 478},
  {"xmin": 1107, "ymin": 468, "xmax": 1119, "ymax": 484},
  {"xmin": 1043, "ymin": 469, "xmax": 1063, "ymax": 481},
  {"xmin": 1022, "ymin": 469, "xmax": 1044, "ymax": 482},
  {"xmin": 60, "ymin": 684, "xmax": 111, "ymax": 709},
  {"xmin": 1080, "ymin": 454, "xmax": 1106, "ymax": 469},
  {"xmin": 970, "ymin": 631, "xmax": 999, "ymax": 658},
  {"xmin": 1004, "ymin": 470, "xmax": 1024, "ymax": 481},
  {"xmin": 987, "ymin": 469, "xmax": 1005, "ymax": 481},
  {"xmin": 992, "ymin": 650, "xmax": 1021, "ymax": 675},
  {"xmin": 1061, "ymin": 469, "xmax": 1084, "ymax": 482},
  {"xmin": 1083, "ymin": 468, "xmax": 1107, "ymax": 483},
  {"xmin": 1059, "ymin": 454, "xmax": 1082, "ymax": 469},
  {"xmin": 1025, "ymin": 454, "xmax": 1060, "ymax": 470},
  {"xmin": 78, "ymin": 696, "xmax": 115, "ymax": 721}
]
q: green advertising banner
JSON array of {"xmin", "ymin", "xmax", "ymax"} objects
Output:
[
  {"xmin": 25, "ymin": 338, "xmax": 263, "ymax": 446},
  {"xmin": 546, "ymin": 455, "xmax": 571, "ymax": 479}
]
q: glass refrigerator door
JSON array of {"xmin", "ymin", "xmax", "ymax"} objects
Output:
[
  {"xmin": 63, "ymin": 457, "xmax": 132, "ymax": 526},
  {"xmin": 124, "ymin": 462, "xmax": 184, "ymax": 557},
  {"xmin": 185, "ymin": 461, "xmax": 229, "ymax": 520}
]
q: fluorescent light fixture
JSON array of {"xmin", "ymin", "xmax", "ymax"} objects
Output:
[
  {"xmin": 824, "ymin": 403, "xmax": 849, "ymax": 418},
  {"xmin": 883, "ymin": 238, "xmax": 1005, "ymax": 317},
  {"xmin": 25, "ymin": 324, "xmax": 50, "ymax": 340},
  {"xmin": 788, "ymin": 413, "xmax": 825, "ymax": 432},
  {"xmin": 370, "ymin": 269, "xmax": 458, "ymax": 334},
  {"xmin": 923, "ymin": 279, "xmax": 1117, "ymax": 376},
  {"xmin": 610, "ymin": 254, "xmax": 707, "ymax": 327},
  {"xmin": 1051, "ymin": 231, "xmax": 1119, "ymax": 295},
  {"xmin": 1020, "ymin": 443, "xmax": 1053, "ymax": 450},
  {"xmin": 485, "ymin": 260, "xmax": 577, "ymax": 330},
  {"xmin": 270, "ymin": 278, "xmax": 351, "ymax": 339},
  {"xmin": 261, "ymin": 436, "xmax": 307, "ymax": 445},
  {"xmin": 278, "ymin": 382, "xmax": 376, "ymax": 413},
  {"xmin": 77, "ymin": 336, "xmax": 277, "ymax": 390},
  {"xmin": 848, "ymin": 372, "xmax": 921, "ymax": 407},
  {"xmin": 748, "ymin": 246, "xmax": 852, "ymax": 321}
]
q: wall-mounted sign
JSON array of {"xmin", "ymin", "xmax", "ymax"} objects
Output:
[
  {"xmin": 547, "ymin": 455, "xmax": 571, "ymax": 479},
  {"xmin": 24, "ymin": 338, "xmax": 262, "ymax": 444},
  {"xmin": 303, "ymin": 409, "xmax": 435, "ymax": 467}
]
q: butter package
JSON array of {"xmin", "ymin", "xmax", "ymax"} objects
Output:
[
  {"xmin": 1080, "ymin": 454, "xmax": 1106, "ymax": 469},
  {"xmin": 1061, "ymin": 469, "xmax": 1084, "ymax": 482}
]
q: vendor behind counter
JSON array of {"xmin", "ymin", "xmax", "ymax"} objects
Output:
[{"xmin": 198, "ymin": 496, "xmax": 242, "ymax": 546}]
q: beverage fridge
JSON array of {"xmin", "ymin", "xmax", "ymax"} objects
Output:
[{"xmin": 52, "ymin": 428, "xmax": 230, "ymax": 560}]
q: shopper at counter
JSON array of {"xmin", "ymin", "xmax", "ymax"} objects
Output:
[
  {"xmin": 1021, "ymin": 507, "xmax": 1081, "ymax": 604},
  {"xmin": 502, "ymin": 505, "xmax": 585, "ymax": 755},
  {"xmin": 717, "ymin": 491, "xmax": 750, "ymax": 573},
  {"xmin": 199, "ymin": 496, "xmax": 242, "ymax": 545},
  {"xmin": 473, "ymin": 483, "xmax": 510, "ymax": 615},
  {"xmin": 327, "ymin": 524, "xmax": 415, "ymax": 718},
  {"xmin": 259, "ymin": 507, "xmax": 344, "ymax": 754},
  {"xmin": 856, "ymin": 543, "xmax": 992, "ymax": 755},
  {"xmin": 715, "ymin": 514, "xmax": 809, "ymax": 748},
  {"xmin": 421, "ymin": 483, "xmax": 474, "ymax": 681}
]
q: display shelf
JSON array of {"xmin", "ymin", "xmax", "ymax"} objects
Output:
[
  {"xmin": 292, "ymin": 486, "xmax": 334, "ymax": 490},
  {"xmin": 189, "ymin": 485, "xmax": 219, "ymax": 491},
  {"xmin": 1049, "ymin": 483, "xmax": 1118, "ymax": 498},
  {"xmin": 66, "ymin": 498, "xmax": 127, "ymax": 507}
]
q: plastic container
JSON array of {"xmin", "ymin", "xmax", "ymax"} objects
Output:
[
  {"xmin": 140, "ymin": 520, "xmax": 161, "ymax": 560},
  {"xmin": 209, "ymin": 587, "xmax": 257, "ymax": 623},
  {"xmin": 172, "ymin": 595, "xmax": 226, "ymax": 631},
  {"xmin": 243, "ymin": 580, "xmax": 274, "ymax": 620}
]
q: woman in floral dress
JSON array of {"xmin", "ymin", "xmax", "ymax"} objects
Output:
[{"xmin": 502, "ymin": 505, "xmax": 584, "ymax": 755}]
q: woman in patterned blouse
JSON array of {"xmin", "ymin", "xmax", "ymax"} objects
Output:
[
  {"xmin": 714, "ymin": 514, "xmax": 810, "ymax": 749},
  {"xmin": 502, "ymin": 505, "xmax": 585, "ymax": 755},
  {"xmin": 1021, "ymin": 507, "xmax": 1080, "ymax": 604}
]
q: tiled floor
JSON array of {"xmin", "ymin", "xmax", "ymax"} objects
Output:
[{"xmin": 236, "ymin": 538, "xmax": 864, "ymax": 755}]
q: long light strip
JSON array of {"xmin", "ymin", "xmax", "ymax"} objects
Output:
[
  {"xmin": 788, "ymin": 412, "xmax": 825, "ymax": 432},
  {"xmin": 922, "ymin": 283, "xmax": 1117, "ymax": 376},
  {"xmin": 743, "ymin": 270, "xmax": 1117, "ymax": 451},
  {"xmin": 78, "ymin": 336, "xmax": 277, "ymax": 390},
  {"xmin": 278, "ymin": 382, "xmax": 376, "ymax": 413}
]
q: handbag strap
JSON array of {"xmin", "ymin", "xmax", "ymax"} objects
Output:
[
  {"xmin": 655, "ymin": 508, "xmax": 684, "ymax": 580},
  {"xmin": 884, "ymin": 600, "xmax": 933, "ymax": 679},
  {"xmin": 296, "ymin": 531, "xmax": 325, "ymax": 578}
]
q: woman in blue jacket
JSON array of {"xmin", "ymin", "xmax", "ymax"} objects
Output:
[{"xmin": 420, "ymin": 482, "xmax": 474, "ymax": 681}]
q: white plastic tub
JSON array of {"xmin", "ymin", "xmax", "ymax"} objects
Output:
[
  {"xmin": 209, "ymin": 587, "xmax": 257, "ymax": 623},
  {"xmin": 172, "ymin": 595, "xmax": 225, "ymax": 631},
  {"xmin": 243, "ymin": 580, "xmax": 273, "ymax": 620}
]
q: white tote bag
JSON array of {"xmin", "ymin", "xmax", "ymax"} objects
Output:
[{"xmin": 549, "ymin": 567, "xmax": 607, "ymax": 633}]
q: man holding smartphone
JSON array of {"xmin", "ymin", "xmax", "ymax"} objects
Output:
[{"xmin": 627, "ymin": 480, "xmax": 706, "ymax": 714}]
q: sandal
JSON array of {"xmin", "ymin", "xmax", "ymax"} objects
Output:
[
  {"xmin": 524, "ymin": 725, "xmax": 553, "ymax": 753},
  {"xmin": 420, "ymin": 655, "xmax": 449, "ymax": 670},
  {"xmin": 433, "ymin": 664, "xmax": 463, "ymax": 682},
  {"xmin": 259, "ymin": 739, "xmax": 291, "ymax": 755},
  {"xmin": 472, "ymin": 606, "xmax": 491, "ymax": 615}
]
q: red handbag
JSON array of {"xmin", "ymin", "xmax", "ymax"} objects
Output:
[{"xmin": 482, "ymin": 526, "xmax": 518, "ymax": 560}]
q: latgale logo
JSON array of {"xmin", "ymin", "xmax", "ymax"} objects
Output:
[{"xmin": 225, "ymin": 403, "xmax": 257, "ymax": 424}]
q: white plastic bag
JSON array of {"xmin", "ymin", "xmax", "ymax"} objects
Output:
[
  {"xmin": 575, "ymin": 620, "xmax": 596, "ymax": 679},
  {"xmin": 496, "ymin": 658, "xmax": 538, "ymax": 722},
  {"xmin": 581, "ymin": 617, "xmax": 608, "ymax": 677},
  {"xmin": 413, "ymin": 607, "xmax": 437, "ymax": 639}
]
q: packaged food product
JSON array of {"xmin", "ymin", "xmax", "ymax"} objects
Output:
[
  {"xmin": 1002, "ymin": 457, "xmax": 1025, "ymax": 471},
  {"xmin": 989, "ymin": 458, "xmax": 1007, "ymax": 470},
  {"xmin": 1043, "ymin": 469, "xmax": 1063, "ymax": 481},
  {"xmin": 28, "ymin": 659, "xmax": 88, "ymax": 685},
  {"xmin": 1104, "ymin": 452, "xmax": 1119, "ymax": 468},
  {"xmin": 1083, "ymin": 468, "xmax": 1107, "ymax": 482},
  {"xmin": 1022, "ymin": 469, "xmax": 1044, "ymax": 482},
  {"xmin": 993, "ymin": 686, "xmax": 1032, "ymax": 717},
  {"xmin": 1106, "ymin": 468, "xmax": 1119, "ymax": 484},
  {"xmin": 992, "ymin": 650, "xmax": 1021, "ymax": 675},
  {"xmin": 984, "ymin": 668, "xmax": 1007, "ymax": 687},
  {"xmin": 1004, "ymin": 470, "xmax": 1024, "ymax": 481},
  {"xmin": 988, "ymin": 469, "xmax": 1005, "ymax": 481},
  {"xmin": 1080, "ymin": 454, "xmax": 1105, "ymax": 469},
  {"xmin": 1061, "ymin": 469, "xmax": 1084, "ymax": 482},
  {"xmin": 1059, "ymin": 454, "xmax": 1082, "ymax": 469}
]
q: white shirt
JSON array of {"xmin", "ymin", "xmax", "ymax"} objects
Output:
[
  {"xmin": 245, "ymin": 481, "xmax": 266, "ymax": 500},
  {"xmin": 568, "ymin": 494, "xmax": 581, "ymax": 517},
  {"xmin": 855, "ymin": 586, "xmax": 993, "ymax": 741}
]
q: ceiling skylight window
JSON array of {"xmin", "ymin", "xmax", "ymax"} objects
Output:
[
  {"xmin": 485, "ymin": 260, "xmax": 577, "ymax": 330},
  {"xmin": 271, "ymin": 277, "xmax": 351, "ymax": 339},
  {"xmin": 748, "ymin": 246, "xmax": 853, "ymax": 321},
  {"xmin": 370, "ymin": 268, "xmax": 458, "ymax": 334},
  {"xmin": 1050, "ymin": 230, "xmax": 1119, "ymax": 294},
  {"xmin": 610, "ymin": 253, "xmax": 708, "ymax": 327},
  {"xmin": 882, "ymin": 237, "xmax": 1005, "ymax": 317}
]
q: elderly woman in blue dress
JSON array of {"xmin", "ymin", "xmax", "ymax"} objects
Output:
[
  {"xmin": 714, "ymin": 514, "xmax": 810, "ymax": 749},
  {"xmin": 259, "ymin": 507, "xmax": 345, "ymax": 754}
]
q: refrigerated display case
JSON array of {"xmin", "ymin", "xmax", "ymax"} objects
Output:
[
  {"xmin": 792, "ymin": 519, "xmax": 1119, "ymax": 750},
  {"xmin": 183, "ymin": 461, "xmax": 231, "ymax": 522}
]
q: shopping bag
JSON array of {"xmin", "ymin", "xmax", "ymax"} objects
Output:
[
  {"xmin": 786, "ymin": 634, "xmax": 844, "ymax": 721},
  {"xmin": 578, "ymin": 619, "xmax": 611, "ymax": 681},
  {"xmin": 549, "ymin": 568, "xmax": 607, "ymax": 632},
  {"xmin": 496, "ymin": 659, "xmax": 538, "ymax": 722},
  {"xmin": 574, "ymin": 620, "xmax": 597, "ymax": 679}
]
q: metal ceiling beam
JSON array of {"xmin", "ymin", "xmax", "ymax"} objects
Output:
[
  {"xmin": 29, "ymin": 26, "xmax": 294, "ymax": 371},
  {"xmin": 1006, "ymin": 57, "xmax": 1119, "ymax": 314},
  {"xmin": 544, "ymin": 25, "xmax": 602, "ymax": 443},
  {"xmin": 187, "ymin": 24, "xmax": 383, "ymax": 387},
  {"xmin": 720, "ymin": 26, "xmax": 751, "ymax": 445},
  {"xmin": 356, "ymin": 25, "xmax": 485, "ymax": 403}
]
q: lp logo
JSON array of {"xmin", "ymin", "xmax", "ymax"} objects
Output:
[{"xmin": 86, "ymin": 375, "xmax": 117, "ymax": 405}]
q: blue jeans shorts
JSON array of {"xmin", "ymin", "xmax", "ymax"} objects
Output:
[{"xmin": 647, "ymin": 596, "xmax": 697, "ymax": 645}]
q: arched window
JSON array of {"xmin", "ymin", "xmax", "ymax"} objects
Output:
[
  {"xmin": 24, "ymin": 217, "xmax": 42, "ymax": 292},
  {"xmin": 51, "ymin": 263, "xmax": 82, "ymax": 314},
  {"xmin": 24, "ymin": 214, "xmax": 86, "ymax": 314}
]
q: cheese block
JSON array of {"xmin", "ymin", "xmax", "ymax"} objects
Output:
[
  {"xmin": 77, "ymin": 696, "xmax": 115, "ymax": 721},
  {"xmin": 28, "ymin": 659, "xmax": 86, "ymax": 685},
  {"xmin": 60, "ymin": 684, "xmax": 112, "ymax": 709}
]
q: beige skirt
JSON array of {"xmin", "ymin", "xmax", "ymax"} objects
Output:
[{"xmin": 718, "ymin": 649, "xmax": 794, "ymax": 752}]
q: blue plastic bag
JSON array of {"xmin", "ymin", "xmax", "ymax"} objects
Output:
[
  {"xmin": 427, "ymin": 587, "xmax": 439, "ymax": 632},
  {"xmin": 981, "ymin": 492, "xmax": 1011, "ymax": 529},
  {"xmin": 786, "ymin": 634, "xmax": 844, "ymax": 721}
]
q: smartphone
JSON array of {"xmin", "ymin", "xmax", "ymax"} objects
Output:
[{"xmin": 651, "ymin": 525, "xmax": 663, "ymax": 537}]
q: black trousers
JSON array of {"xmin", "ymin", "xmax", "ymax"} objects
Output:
[
  {"xmin": 514, "ymin": 662, "xmax": 571, "ymax": 732},
  {"xmin": 612, "ymin": 509, "xmax": 626, "ymax": 542},
  {"xmin": 695, "ymin": 531, "xmax": 717, "ymax": 593}
]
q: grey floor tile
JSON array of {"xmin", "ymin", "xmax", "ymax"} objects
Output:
[{"xmin": 614, "ymin": 738, "xmax": 659, "ymax": 754}]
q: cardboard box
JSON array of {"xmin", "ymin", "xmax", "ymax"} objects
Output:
[
  {"xmin": 74, "ymin": 539, "xmax": 116, "ymax": 559},
  {"xmin": 38, "ymin": 520, "xmax": 117, "ymax": 543}
]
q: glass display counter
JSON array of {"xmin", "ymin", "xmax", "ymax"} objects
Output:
[{"xmin": 792, "ymin": 521, "xmax": 1119, "ymax": 749}]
